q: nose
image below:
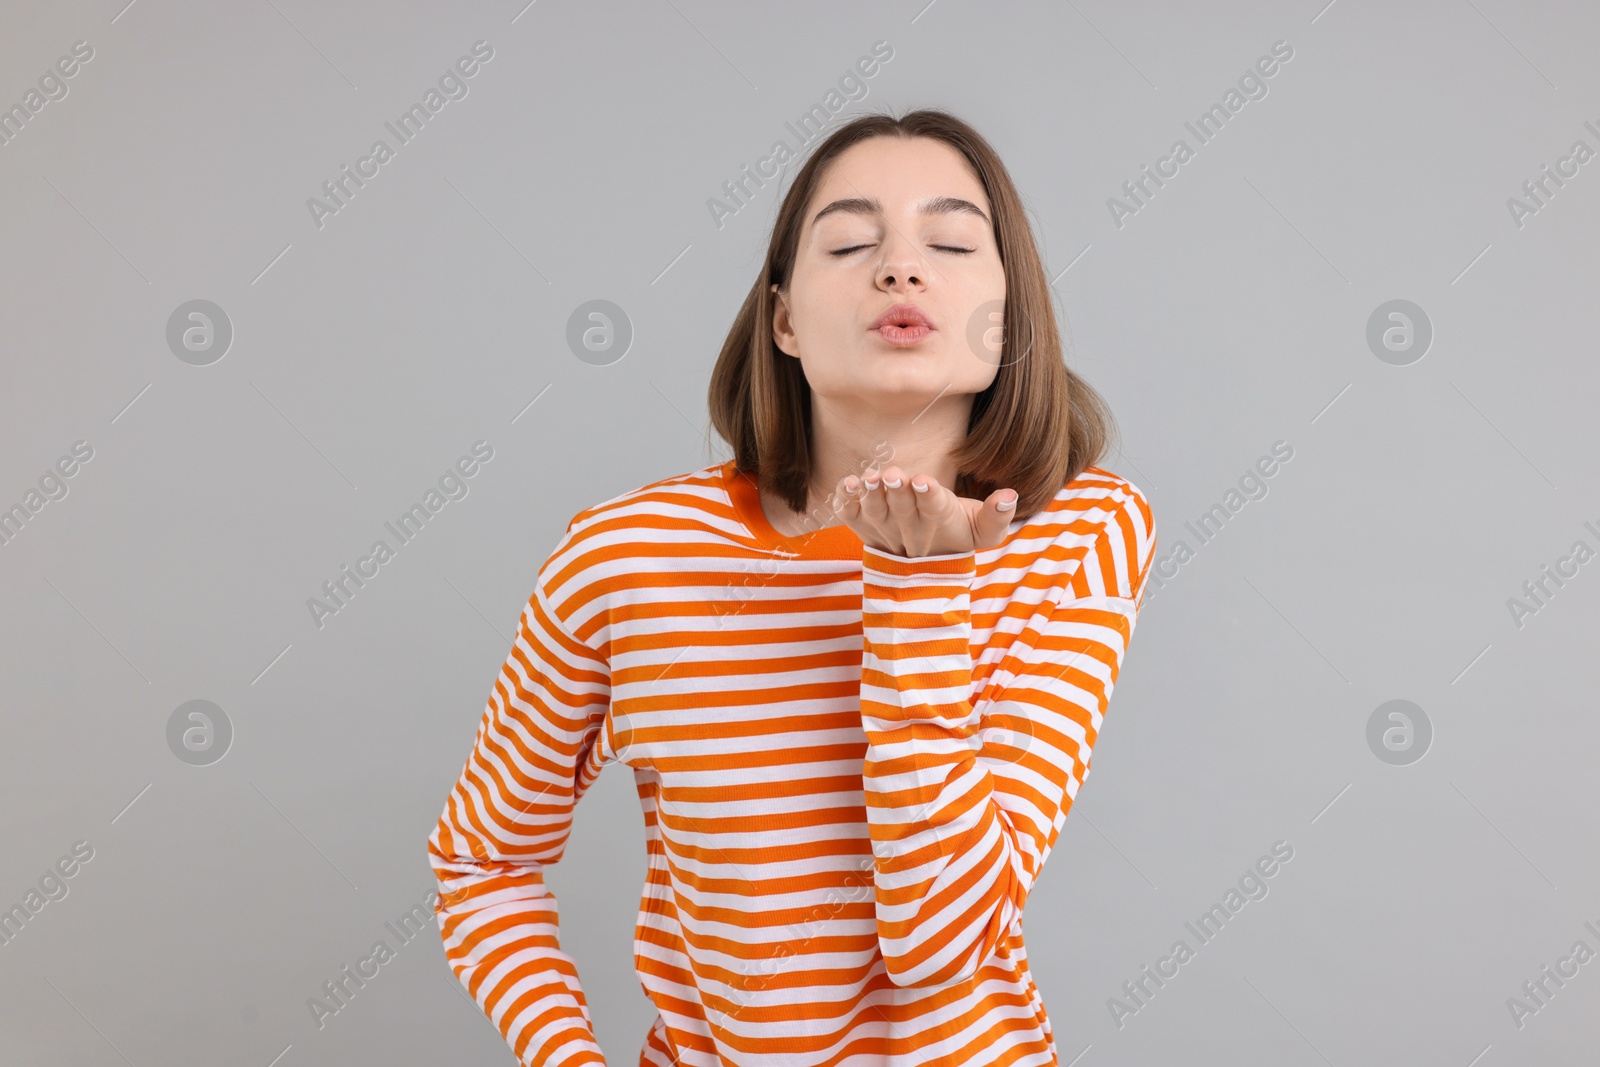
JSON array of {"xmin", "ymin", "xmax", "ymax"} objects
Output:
[{"xmin": 875, "ymin": 228, "xmax": 927, "ymax": 292}]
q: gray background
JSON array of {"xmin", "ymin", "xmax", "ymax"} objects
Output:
[{"xmin": 2, "ymin": 0, "xmax": 1597, "ymax": 1064}]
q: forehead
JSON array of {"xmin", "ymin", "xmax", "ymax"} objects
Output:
[{"xmin": 806, "ymin": 136, "xmax": 991, "ymax": 222}]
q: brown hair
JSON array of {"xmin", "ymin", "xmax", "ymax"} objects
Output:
[{"xmin": 706, "ymin": 107, "xmax": 1116, "ymax": 525}]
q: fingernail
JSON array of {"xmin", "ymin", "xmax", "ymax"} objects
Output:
[
  {"xmin": 883, "ymin": 475, "xmax": 901, "ymax": 489},
  {"xmin": 997, "ymin": 494, "xmax": 1016, "ymax": 511},
  {"xmin": 912, "ymin": 480, "xmax": 928, "ymax": 494}
]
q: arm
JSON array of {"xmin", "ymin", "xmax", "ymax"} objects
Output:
[
  {"xmin": 428, "ymin": 571, "xmax": 612, "ymax": 1066},
  {"xmin": 860, "ymin": 489, "xmax": 1155, "ymax": 989}
]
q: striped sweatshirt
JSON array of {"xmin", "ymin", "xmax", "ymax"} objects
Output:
[{"xmin": 428, "ymin": 458, "xmax": 1157, "ymax": 1067}]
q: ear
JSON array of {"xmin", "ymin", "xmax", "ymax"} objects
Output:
[{"xmin": 770, "ymin": 283, "xmax": 798, "ymax": 357}]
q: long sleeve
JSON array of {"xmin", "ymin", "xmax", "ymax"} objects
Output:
[
  {"xmin": 428, "ymin": 571, "xmax": 612, "ymax": 1066},
  {"xmin": 860, "ymin": 491, "xmax": 1155, "ymax": 989}
]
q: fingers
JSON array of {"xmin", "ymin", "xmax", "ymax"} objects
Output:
[
  {"xmin": 843, "ymin": 467, "xmax": 1012, "ymax": 555},
  {"xmin": 858, "ymin": 465, "xmax": 956, "ymax": 523},
  {"xmin": 853, "ymin": 466, "xmax": 889, "ymax": 525},
  {"xmin": 832, "ymin": 473, "xmax": 862, "ymax": 522},
  {"xmin": 876, "ymin": 465, "xmax": 918, "ymax": 526},
  {"xmin": 975, "ymin": 486, "xmax": 1019, "ymax": 549}
]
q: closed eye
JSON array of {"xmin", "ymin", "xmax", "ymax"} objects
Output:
[{"xmin": 829, "ymin": 244, "xmax": 976, "ymax": 256}]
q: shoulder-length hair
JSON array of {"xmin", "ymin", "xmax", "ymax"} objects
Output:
[{"xmin": 707, "ymin": 107, "xmax": 1116, "ymax": 525}]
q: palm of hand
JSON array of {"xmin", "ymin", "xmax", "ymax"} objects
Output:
[{"xmin": 831, "ymin": 465, "xmax": 1017, "ymax": 558}]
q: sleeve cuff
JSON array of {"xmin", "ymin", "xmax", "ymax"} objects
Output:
[{"xmin": 861, "ymin": 543, "xmax": 977, "ymax": 584}]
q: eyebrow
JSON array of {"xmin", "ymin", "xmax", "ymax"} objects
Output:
[{"xmin": 810, "ymin": 195, "xmax": 991, "ymax": 227}]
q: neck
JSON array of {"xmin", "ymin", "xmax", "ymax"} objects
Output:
[{"xmin": 799, "ymin": 390, "xmax": 975, "ymax": 511}]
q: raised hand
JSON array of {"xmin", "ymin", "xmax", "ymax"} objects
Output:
[{"xmin": 831, "ymin": 464, "xmax": 1016, "ymax": 558}]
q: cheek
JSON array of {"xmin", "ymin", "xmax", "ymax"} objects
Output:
[
  {"xmin": 798, "ymin": 348, "xmax": 855, "ymax": 392},
  {"xmin": 793, "ymin": 288, "xmax": 859, "ymax": 350}
]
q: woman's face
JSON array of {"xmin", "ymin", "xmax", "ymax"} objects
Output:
[{"xmin": 772, "ymin": 135, "xmax": 1007, "ymax": 414}]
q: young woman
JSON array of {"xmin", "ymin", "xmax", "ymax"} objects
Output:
[{"xmin": 428, "ymin": 109, "xmax": 1157, "ymax": 1067}]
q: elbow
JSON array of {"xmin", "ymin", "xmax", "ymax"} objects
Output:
[
  {"xmin": 880, "ymin": 955, "xmax": 927, "ymax": 989},
  {"xmin": 426, "ymin": 816, "xmax": 466, "ymax": 878},
  {"xmin": 881, "ymin": 956, "xmax": 980, "ymax": 991},
  {"xmin": 878, "ymin": 936, "xmax": 982, "ymax": 990},
  {"xmin": 882, "ymin": 959, "xmax": 936, "ymax": 989},
  {"xmin": 877, "ymin": 893, "xmax": 1021, "ymax": 989},
  {"xmin": 876, "ymin": 894, "xmax": 987, "ymax": 989},
  {"xmin": 426, "ymin": 815, "xmax": 492, "ymax": 901}
]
